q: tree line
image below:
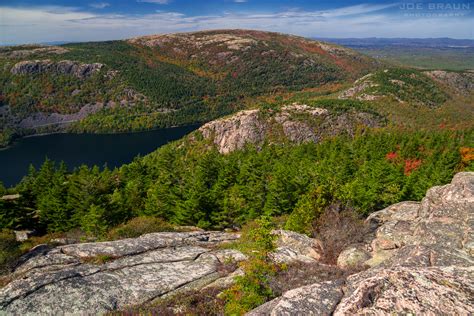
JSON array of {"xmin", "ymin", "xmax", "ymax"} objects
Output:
[{"xmin": 1, "ymin": 128, "xmax": 472, "ymax": 236}]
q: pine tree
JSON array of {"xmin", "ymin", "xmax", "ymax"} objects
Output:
[
  {"xmin": 81, "ymin": 204, "xmax": 108, "ymax": 237},
  {"xmin": 37, "ymin": 181, "xmax": 69, "ymax": 232},
  {"xmin": 35, "ymin": 158, "xmax": 56, "ymax": 197}
]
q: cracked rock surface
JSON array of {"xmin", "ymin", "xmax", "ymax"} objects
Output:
[
  {"xmin": 0, "ymin": 231, "xmax": 242, "ymax": 314},
  {"xmin": 0, "ymin": 229, "xmax": 319, "ymax": 314},
  {"xmin": 248, "ymin": 172, "xmax": 474, "ymax": 315}
]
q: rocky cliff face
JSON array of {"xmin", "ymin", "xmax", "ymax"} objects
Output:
[
  {"xmin": 249, "ymin": 172, "xmax": 474, "ymax": 315},
  {"xmin": 199, "ymin": 104, "xmax": 382, "ymax": 154},
  {"xmin": 10, "ymin": 60, "xmax": 104, "ymax": 79}
]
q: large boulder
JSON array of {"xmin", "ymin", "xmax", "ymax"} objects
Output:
[
  {"xmin": 365, "ymin": 172, "xmax": 474, "ymax": 267},
  {"xmin": 248, "ymin": 172, "xmax": 474, "ymax": 315},
  {"xmin": 335, "ymin": 265, "xmax": 474, "ymax": 315},
  {"xmin": 248, "ymin": 279, "xmax": 345, "ymax": 316},
  {"xmin": 251, "ymin": 266, "xmax": 474, "ymax": 315},
  {"xmin": 271, "ymin": 229, "xmax": 323, "ymax": 263}
]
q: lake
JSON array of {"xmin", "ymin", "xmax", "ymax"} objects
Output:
[{"xmin": 0, "ymin": 125, "xmax": 199, "ymax": 188}]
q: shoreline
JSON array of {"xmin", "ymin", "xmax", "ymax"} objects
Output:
[
  {"xmin": 0, "ymin": 123, "xmax": 202, "ymax": 151},
  {"xmin": 0, "ymin": 124, "xmax": 201, "ymax": 187}
]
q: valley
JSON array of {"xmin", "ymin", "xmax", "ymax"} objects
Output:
[{"xmin": 1, "ymin": 29, "xmax": 473, "ymax": 315}]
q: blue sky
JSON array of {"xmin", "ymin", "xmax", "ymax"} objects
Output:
[{"xmin": 0, "ymin": 0, "xmax": 473, "ymax": 44}]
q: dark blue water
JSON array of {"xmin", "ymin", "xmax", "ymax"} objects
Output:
[{"xmin": 0, "ymin": 126, "xmax": 198, "ymax": 187}]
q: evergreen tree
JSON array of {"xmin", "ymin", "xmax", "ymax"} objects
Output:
[
  {"xmin": 37, "ymin": 182, "xmax": 69, "ymax": 232},
  {"xmin": 81, "ymin": 204, "xmax": 108, "ymax": 236}
]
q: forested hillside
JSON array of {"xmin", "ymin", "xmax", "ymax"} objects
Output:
[
  {"xmin": 0, "ymin": 30, "xmax": 380, "ymax": 147},
  {"xmin": 2, "ymin": 30, "xmax": 472, "ymax": 148},
  {"xmin": 1, "ymin": 31, "xmax": 474, "ymax": 282}
]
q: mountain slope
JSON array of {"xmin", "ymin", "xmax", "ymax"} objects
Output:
[
  {"xmin": 128, "ymin": 29, "xmax": 379, "ymax": 91},
  {"xmin": 0, "ymin": 30, "xmax": 381, "ymax": 147},
  {"xmin": 198, "ymin": 103, "xmax": 383, "ymax": 154}
]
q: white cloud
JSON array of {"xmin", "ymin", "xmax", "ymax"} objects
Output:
[
  {"xmin": 136, "ymin": 0, "xmax": 170, "ymax": 4},
  {"xmin": 0, "ymin": 4, "xmax": 472, "ymax": 45},
  {"xmin": 89, "ymin": 2, "xmax": 110, "ymax": 9},
  {"xmin": 315, "ymin": 3, "xmax": 398, "ymax": 17},
  {"xmin": 234, "ymin": 0, "xmax": 248, "ymax": 3}
]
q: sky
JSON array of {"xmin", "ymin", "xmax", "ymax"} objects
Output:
[{"xmin": 0, "ymin": 0, "xmax": 473, "ymax": 45}]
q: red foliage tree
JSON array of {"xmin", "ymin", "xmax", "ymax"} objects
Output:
[
  {"xmin": 404, "ymin": 159, "xmax": 422, "ymax": 176},
  {"xmin": 385, "ymin": 151, "xmax": 398, "ymax": 161}
]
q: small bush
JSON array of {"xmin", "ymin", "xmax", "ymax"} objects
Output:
[
  {"xmin": 223, "ymin": 216, "xmax": 277, "ymax": 315},
  {"xmin": 284, "ymin": 197, "xmax": 316, "ymax": 235},
  {"xmin": 312, "ymin": 203, "xmax": 369, "ymax": 265},
  {"xmin": 284, "ymin": 185, "xmax": 330, "ymax": 235},
  {"xmin": 107, "ymin": 216, "xmax": 174, "ymax": 240},
  {"xmin": 234, "ymin": 216, "xmax": 276, "ymax": 256},
  {"xmin": 0, "ymin": 229, "xmax": 22, "ymax": 275}
]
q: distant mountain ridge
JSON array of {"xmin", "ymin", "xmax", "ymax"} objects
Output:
[
  {"xmin": 319, "ymin": 37, "xmax": 474, "ymax": 71},
  {"xmin": 315, "ymin": 37, "xmax": 474, "ymax": 48}
]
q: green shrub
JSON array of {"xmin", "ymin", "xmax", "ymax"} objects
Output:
[
  {"xmin": 81, "ymin": 204, "xmax": 108, "ymax": 237},
  {"xmin": 224, "ymin": 216, "xmax": 277, "ymax": 315},
  {"xmin": 0, "ymin": 229, "xmax": 21, "ymax": 275},
  {"xmin": 284, "ymin": 199, "xmax": 315, "ymax": 236},
  {"xmin": 285, "ymin": 185, "xmax": 330, "ymax": 235},
  {"xmin": 106, "ymin": 216, "xmax": 174, "ymax": 240}
]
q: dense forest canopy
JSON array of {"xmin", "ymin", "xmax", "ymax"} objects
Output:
[
  {"xmin": 1, "ymin": 127, "xmax": 472, "ymax": 236},
  {"xmin": 0, "ymin": 30, "xmax": 473, "ymax": 243}
]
